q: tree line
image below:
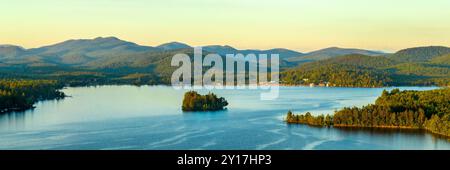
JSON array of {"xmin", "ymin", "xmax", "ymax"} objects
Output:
[
  {"xmin": 0, "ymin": 79, "xmax": 65, "ymax": 113},
  {"xmin": 286, "ymin": 88, "xmax": 450, "ymax": 138}
]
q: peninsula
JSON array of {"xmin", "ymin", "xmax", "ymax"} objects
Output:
[{"xmin": 286, "ymin": 88, "xmax": 450, "ymax": 138}]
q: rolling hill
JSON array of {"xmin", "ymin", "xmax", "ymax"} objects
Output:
[
  {"xmin": 388, "ymin": 46, "xmax": 450, "ymax": 62},
  {"xmin": 201, "ymin": 45, "xmax": 303, "ymax": 61},
  {"xmin": 287, "ymin": 47, "xmax": 385, "ymax": 64},
  {"xmin": 1, "ymin": 37, "xmax": 449, "ymax": 86},
  {"xmin": 156, "ymin": 42, "xmax": 192, "ymax": 50},
  {"xmin": 282, "ymin": 47, "xmax": 450, "ymax": 87},
  {"xmin": 0, "ymin": 37, "xmax": 304, "ymax": 70},
  {"xmin": 0, "ymin": 45, "xmax": 26, "ymax": 59},
  {"xmin": 282, "ymin": 54, "xmax": 395, "ymax": 87},
  {"xmin": 1, "ymin": 37, "xmax": 160, "ymax": 66}
]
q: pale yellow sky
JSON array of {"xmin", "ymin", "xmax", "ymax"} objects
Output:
[{"xmin": 1, "ymin": 0, "xmax": 450, "ymax": 52}]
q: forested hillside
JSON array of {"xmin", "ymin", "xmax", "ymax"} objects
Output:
[
  {"xmin": 281, "ymin": 55, "xmax": 395, "ymax": 87},
  {"xmin": 389, "ymin": 46, "xmax": 450, "ymax": 62},
  {"xmin": 282, "ymin": 47, "xmax": 450, "ymax": 87}
]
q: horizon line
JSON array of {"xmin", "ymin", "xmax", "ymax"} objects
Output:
[{"xmin": 2, "ymin": 36, "xmax": 449, "ymax": 54}]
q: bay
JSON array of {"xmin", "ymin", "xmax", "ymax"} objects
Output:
[{"xmin": 0, "ymin": 85, "xmax": 448, "ymax": 150}]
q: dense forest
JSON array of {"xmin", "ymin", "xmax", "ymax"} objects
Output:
[
  {"xmin": 281, "ymin": 55, "xmax": 395, "ymax": 87},
  {"xmin": 182, "ymin": 91, "xmax": 228, "ymax": 112},
  {"xmin": 286, "ymin": 110, "xmax": 333, "ymax": 127},
  {"xmin": 286, "ymin": 88, "xmax": 450, "ymax": 138},
  {"xmin": 0, "ymin": 79, "xmax": 65, "ymax": 113},
  {"xmin": 281, "ymin": 47, "xmax": 450, "ymax": 87}
]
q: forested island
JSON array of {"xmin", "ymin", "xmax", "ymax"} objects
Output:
[
  {"xmin": 286, "ymin": 88, "xmax": 450, "ymax": 138},
  {"xmin": 0, "ymin": 79, "xmax": 65, "ymax": 113},
  {"xmin": 182, "ymin": 91, "xmax": 228, "ymax": 112}
]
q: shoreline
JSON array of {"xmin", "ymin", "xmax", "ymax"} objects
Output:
[
  {"xmin": 0, "ymin": 106, "xmax": 36, "ymax": 114},
  {"xmin": 335, "ymin": 124, "xmax": 450, "ymax": 139},
  {"xmin": 61, "ymin": 83, "xmax": 443, "ymax": 89},
  {"xmin": 333, "ymin": 124, "xmax": 420, "ymax": 129},
  {"xmin": 286, "ymin": 121, "xmax": 450, "ymax": 139},
  {"xmin": 0, "ymin": 93, "xmax": 66, "ymax": 115}
]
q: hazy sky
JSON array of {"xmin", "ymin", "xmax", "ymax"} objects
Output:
[{"xmin": 1, "ymin": 0, "xmax": 449, "ymax": 52}]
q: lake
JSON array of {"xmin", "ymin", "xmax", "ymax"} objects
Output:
[{"xmin": 0, "ymin": 85, "xmax": 449, "ymax": 150}]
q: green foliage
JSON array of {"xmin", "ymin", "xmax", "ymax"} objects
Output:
[
  {"xmin": 286, "ymin": 111, "xmax": 333, "ymax": 127},
  {"xmin": 281, "ymin": 55, "xmax": 395, "ymax": 87},
  {"xmin": 282, "ymin": 49, "xmax": 450, "ymax": 87},
  {"xmin": 182, "ymin": 91, "xmax": 228, "ymax": 112},
  {"xmin": 389, "ymin": 63, "xmax": 450, "ymax": 79},
  {"xmin": 286, "ymin": 88, "xmax": 450, "ymax": 137},
  {"xmin": 334, "ymin": 88, "xmax": 450, "ymax": 134},
  {"xmin": 375, "ymin": 88, "xmax": 450, "ymax": 117},
  {"xmin": 0, "ymin": 79, "xmax": 65, "ymax": 113},
  {"xmin": 333, "ymin": 105, "xmax": 426, "ymax": 128},
  {"xmin": 425, "ymin": 114, "xmax": 450, "ymax": 137}
]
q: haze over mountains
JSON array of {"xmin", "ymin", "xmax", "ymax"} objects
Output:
[
  {"xmin": 0, "ymin": 36, "xmax": 449, "ymax": 87},
  {"xmin": 0, "ymin": 36, "xmax": 388, "ymax": 68}
]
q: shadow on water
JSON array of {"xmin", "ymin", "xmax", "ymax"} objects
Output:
[
  {"xmin": 286, "ymin": 123, "xmax": 330, "ymax": 130},
  {"xmin": 181, "ymin": 108, "xmax": 228, "ymax": 114},
  {"xmin": 335, "ymin": 126, "xmax": 427, "ymax": 136},
  {"xmin": 181, "ymin": 109, "xmax": 229, "ymax": 120},
  {"xmin": 0, "ymin": 108, "xmax": 34, "ymax": 130},
  {"xmin": 333, "ymin": 126, "xmax": 450, "ymax": 149},
  {"xmin": 0, "ymin": 99, "xmax": 68, "ymax": 131},
  {"xmin": 286, "ymin": 123, "xmax": 450, "ymax": 142}
]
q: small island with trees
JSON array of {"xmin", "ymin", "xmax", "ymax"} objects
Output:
[
  {"xmin": 0, "ymin": 79, "xmax": 66, "ymax": 113},
  {"xmin": 286, "ymin": 88, "xmax": 450, "ymax": 138},
  {"xmin": 182, "ymin": 91, "xmax": 228, "ymax": 112}
]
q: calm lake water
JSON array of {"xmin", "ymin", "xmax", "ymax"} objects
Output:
[{"xmin": 0, "ymin": 86, "xmax": 449, "ymax": 150}]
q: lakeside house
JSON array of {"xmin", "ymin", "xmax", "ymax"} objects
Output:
[{"xmin": 309, "ymin": 81, "xmax": 332, "ymax": 87}]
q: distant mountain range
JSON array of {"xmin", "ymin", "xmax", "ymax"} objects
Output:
[
  {"xmin": 0, "ymin": 36, "xmax": 449, "ymax": 86},
  {"xmin": 0, "ymin": 36, "xmax": 389, "ymax": 68}
]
